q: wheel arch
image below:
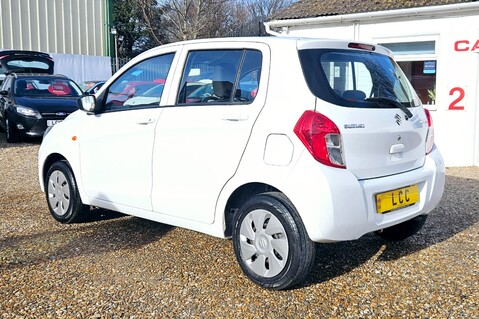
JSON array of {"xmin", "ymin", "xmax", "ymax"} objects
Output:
[
  {"xmin": 223, "ymin": 182, "xmax": 281, "ymax": 237},
  {"xmin": 41, "ymin": 153, "xmax": 68, "ymax": 188}
]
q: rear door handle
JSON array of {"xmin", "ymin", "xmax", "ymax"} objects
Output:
[
  {"xmin": 136, "ymin": 117, "xmax": 155, "ymax": 125},
  {"xmin": 222, "ymin": 113, "xmax": 249, "ymax": 121}
]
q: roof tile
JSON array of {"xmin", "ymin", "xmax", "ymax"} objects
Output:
[{"xmin": 273, "ymin": 0, "xmax": 477, "ymax": 20}]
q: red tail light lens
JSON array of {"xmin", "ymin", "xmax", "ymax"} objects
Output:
[
  {"xmin": 424, "ymin": 108, "xmax": 435, "ymax": 154},
  {"xmin": 294, "ymin": 111, "xmax": 346, "ymax": 168}
]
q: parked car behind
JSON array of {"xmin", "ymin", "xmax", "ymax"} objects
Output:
[
  {"xmin": 79, "ymin": 80, "xmax": 105, "ymax": 95},
  {"xmin": 0, "ymin": 50, "xmax": 54, "ymax": 85},
  {"xmin": 0, "ymin": 73, "xmax": 82, "ymax": 142},
  {"xmin": 38, "ymin": 37, "xmax": 445, "ymax": 290}
]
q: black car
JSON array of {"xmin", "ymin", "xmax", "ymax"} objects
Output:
[
  {"xmin": 0, "ymin": 73, "xmax": 82, "ymax": 142},
  {"xmin": 0, "ymin": 50, "xmax": 54, "ymax": 85}
]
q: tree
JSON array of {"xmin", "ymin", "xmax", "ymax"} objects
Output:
[
  {"xmin": 244, "ymin": 0, "xmax": 294, "ymax": 20},
  {"xmin": 112, "ymin": 0, "xmax": 167, "ymax": 57},
  {"xmin": 112, "ymin": 0, "xmax": 297, "ymax": 57},
  {"xmin": 159, "ymin": 0, "xmax": 231, "ymax": 42}
]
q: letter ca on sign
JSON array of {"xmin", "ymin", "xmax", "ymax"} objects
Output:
[
  {"xmin": 448, "ymin": 39, "xmax": 477, "ymax": 110},
  {"xmin": 454, "ymin": 39, "xmax": 479, "ymax": 52}
]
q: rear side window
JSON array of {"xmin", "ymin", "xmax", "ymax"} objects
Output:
[
  {"xmin": 299, "ymin": 49, "xmax": 421, "ymax": 109},
  {"xmin": 177, "ymin": 49, "xmax": 262, "ymax": 104}
]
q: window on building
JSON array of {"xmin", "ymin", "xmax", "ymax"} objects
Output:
[{"xmin": 381, "ymin": 41, "xmax": 437, "ymax": 105}]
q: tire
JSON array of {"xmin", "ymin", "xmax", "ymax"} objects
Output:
[
  {"xmin": 45, "ymin": 161, "xmax": 90, "ymax": 223},
  {"xmin": 232, "ymin": 192, "xmax": 316, "ymax": 290},
  {"xmin": 375, "ymin": 215, "xmax": 428, "ymax": 241},
  {"xmin": 5, "ymin": 117, "xmax": 17, "ymax": 143}
]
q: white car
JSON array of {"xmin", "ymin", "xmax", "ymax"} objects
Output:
[{"xmin": 38, "ymin": 37, "xmax": 445, "ymax": 290}]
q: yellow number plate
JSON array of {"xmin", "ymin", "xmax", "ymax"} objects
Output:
[{"xmin": 375, "ymin": 184, "xmax": 419, "ymax": 214}]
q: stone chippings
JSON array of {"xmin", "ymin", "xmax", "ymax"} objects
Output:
[{"xmin": 0, "ymin": 137, "xmax": 478, "ymax": 319}]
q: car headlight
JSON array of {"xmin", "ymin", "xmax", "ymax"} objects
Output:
[{"xmin": 16, "ymin": 105, "xmax": 40, "ymax": 117}]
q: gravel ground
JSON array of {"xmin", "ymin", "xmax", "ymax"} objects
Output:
[{"xmin": 0, "ymin": 134, "xmax": 478, "ymax": 319}]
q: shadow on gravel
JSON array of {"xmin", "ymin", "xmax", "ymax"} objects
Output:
[
  {"xmin": 0, "ymin": 134, "xmax": 42, "ymax": 148},
  {"xmin": 0, "ymin": 212, "xmax": 173, "ymax": 270},
  {"xmin": 306, "ymin": 174, "xmax": 479, "ymax": 286}
]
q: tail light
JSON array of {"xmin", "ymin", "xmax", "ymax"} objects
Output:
[
  {"xmin": 424, "ymin": 108, "xmax": 435, "ymax": 154},
  {"xmin": 294, "ymin": 110, "xmax": 346, "ymax": 168}
]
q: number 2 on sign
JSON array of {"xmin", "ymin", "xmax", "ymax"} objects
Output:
[{"xmin": 449, "ymin": 87, "xmax": 465, "ymax": 110}]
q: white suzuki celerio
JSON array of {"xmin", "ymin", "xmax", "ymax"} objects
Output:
[{"xmin": 39, "ymin": 37, "xmax": 445, "ymax": 290}]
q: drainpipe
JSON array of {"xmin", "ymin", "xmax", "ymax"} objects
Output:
[
  {"xmin": 105, "ymin": 0, "xmax": 114, "ymax": 58},
  {"xmin": 474, "ymin": 52, "xmax": 479, "ymax": 165}
]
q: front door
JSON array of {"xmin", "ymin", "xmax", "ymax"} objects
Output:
[{"xmin": 79, "ymin": 53, "xmax": 176, "ymax": 211}]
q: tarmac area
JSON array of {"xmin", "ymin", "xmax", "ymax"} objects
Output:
[{"xmin": 0, "ymin": 134, "xmax": 478, "ymax": 318}]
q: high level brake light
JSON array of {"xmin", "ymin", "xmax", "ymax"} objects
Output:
[
  {"xmin": 348, "ymin": 43, "xmax": 376, "ymax": 51},
  {"xmin": 294, "ymin": 110, "xmax": 346, "ymax": 168}
]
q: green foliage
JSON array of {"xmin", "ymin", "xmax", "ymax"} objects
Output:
[
  {"xmin": 112, "ymin": 0, "xmax": 167, "ymax": 58},
  {"xmin": 112, "ymin": 0, "xmax": 294, "ymax": 56}
]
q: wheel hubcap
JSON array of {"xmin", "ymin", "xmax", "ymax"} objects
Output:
[
  {"xmin": 239, "ymin": 209, "xmax": 289, "ymax": 277},
  {"xmin": 47, "ymin": 170, "xmax": 71, "ymax": 216}
]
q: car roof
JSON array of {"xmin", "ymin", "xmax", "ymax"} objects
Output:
[{"xmin": 137, "ymin": 36, "xmax": 393, "ymax": 59}]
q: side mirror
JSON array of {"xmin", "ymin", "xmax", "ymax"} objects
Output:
[
  {"xmin": 0, "ymin": 90, "xmax": 8, "ymax": 96},
  {"xmin": 77, "ymin": 95, "xmax": 96, "ymax": 113}
]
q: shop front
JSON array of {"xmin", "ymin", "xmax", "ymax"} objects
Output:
[{"xmin": 265, "ymin": 2, "xmax": 479, "ymax": 166}]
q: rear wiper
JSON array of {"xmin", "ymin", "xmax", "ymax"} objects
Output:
[{"xmin": 365, "ymin": 97, "xmax": 413, "ymax": 119}]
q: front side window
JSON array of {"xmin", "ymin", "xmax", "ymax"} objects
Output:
[
  {"xmin": 177, "ymin": 49, "xmax": 262, "ymax": 104},
  {"xmin": 299, "ymin": 49, "xmax": 421, "ymax": 109},
  {"xmin": 104, "ymin": 53, "xmax": 175, "ymax": 111}
]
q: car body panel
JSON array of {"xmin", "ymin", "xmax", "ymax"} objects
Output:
[{"xmin": 38, "ymin": 37, "xmax": 445, "ymax": 243}]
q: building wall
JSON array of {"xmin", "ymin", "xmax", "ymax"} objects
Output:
[
  {"xmin": 0, "ymin": 0, "xmax": 110, "ymax": 57},
  {"xmin": 268, "ymin": 7, "xmax": 479, "ymax": 167}
]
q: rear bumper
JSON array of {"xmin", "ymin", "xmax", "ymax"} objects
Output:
[{"xmin": 286, "ymin": 145, "xmax": 445, "ymax": 242}]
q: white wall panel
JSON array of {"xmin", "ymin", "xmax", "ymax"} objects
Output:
[{"xmin": 267, "ymin": 4, "xmax": 479, "ymax": 166}]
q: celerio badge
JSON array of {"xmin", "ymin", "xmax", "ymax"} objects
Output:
[{"xmin": 344, "ymin": 124, "xmax": 365, "ymax": 129}]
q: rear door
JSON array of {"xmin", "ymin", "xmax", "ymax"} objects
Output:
[
  {"xmin": 151, "ymin": 43, "xmax": 268, "ymax": 223},
  {"xmin": 299, "ymin": 43, "xmax": 428, "ymax": 179}
]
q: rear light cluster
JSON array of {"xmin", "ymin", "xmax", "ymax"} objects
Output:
[
  {"xmin": 424, "ymin": 108, "xmax": 435, "ymax": 154},
  {"xmin": 294, "ymin": 110, "xmax": 346, "ymax": 168}
]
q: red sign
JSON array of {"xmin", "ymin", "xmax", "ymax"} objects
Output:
[{"xmin": 454, "ymin": 39, "xmax": 479, "ymax": 52}]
